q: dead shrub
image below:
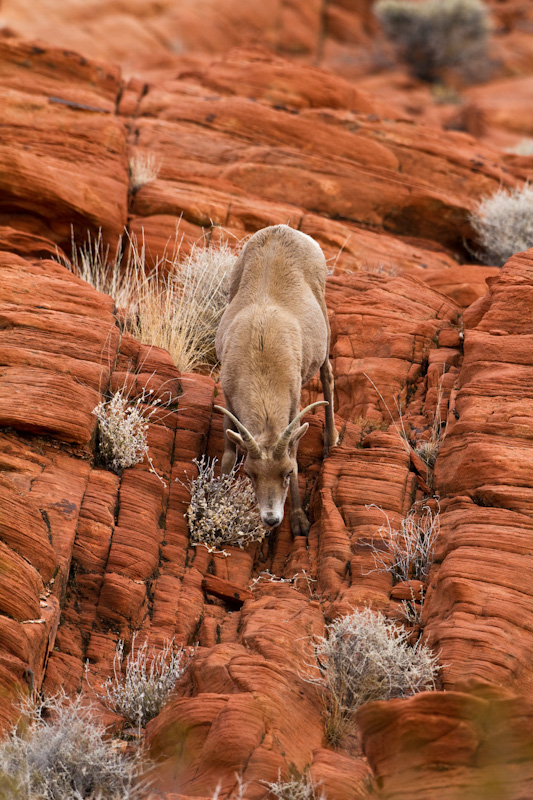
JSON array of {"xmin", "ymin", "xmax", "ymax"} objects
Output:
[
  {"xmin": 309, "ymin": 608, "xmax": 439, "ymax": 744},
  {"xmin": 184, "ymin": 456, "xmax": 267, "ymax": 552},
  {"xmin": 365, "ymin": 502, "xmax": 440, "ymax": 584},
  {"xmin": 0, "ymin": 693, "xmax": 145, "ymax": 800},
  {"xmin": 470, "ymin": 184, "xmax": 533, "ymax": 267},
  {"xmin": 100, "ymin": 635, "xmax": 194, "ymax": 729},
  {"xmin": 375, "ymin": 0, "xmax": 491, "ymax": 83}
]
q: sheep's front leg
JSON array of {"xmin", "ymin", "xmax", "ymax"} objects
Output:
[
  {"xmin": 289, "ymin": 466, "xmax": 310, "ymax": 536},
  {"xmin": 320, "ymin": 358, "xmax": 339, "ymax": 456}
]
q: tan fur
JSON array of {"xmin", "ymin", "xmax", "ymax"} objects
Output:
[{"xmin": 215, "ymin": 224, "xmax": 338, "ymax": 535}]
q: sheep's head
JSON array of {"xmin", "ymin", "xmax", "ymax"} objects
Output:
[{"xmin": 215, "ymin": 401, "xmax": 327, "ymax": 528}]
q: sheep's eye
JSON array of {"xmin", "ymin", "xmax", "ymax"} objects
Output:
[{"xmin": 284, "ymin": 470, "xmax": 294, "ymax": 480}]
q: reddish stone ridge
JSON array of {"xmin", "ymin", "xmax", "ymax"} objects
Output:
[{"xmin": 0, "ymin": 25, "xmax": 533, "ymax": 800}]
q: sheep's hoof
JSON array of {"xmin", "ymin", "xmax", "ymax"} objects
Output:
[{"xmin": 291, "ymin": 508, "xmax": 310, "ymax": 537}]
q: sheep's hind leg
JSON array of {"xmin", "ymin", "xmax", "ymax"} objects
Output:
[{"xmin": 320, "ymin": 358, "xmax": 339, "ymax": 456}]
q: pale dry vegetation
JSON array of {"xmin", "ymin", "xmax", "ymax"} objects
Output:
[
  {"xmin": 65, "ymin": 229, "xmax": 236, "ymax": 373},
  {"xmin": 310, "ymin": 608, "xmax": 439, "ymax": 744},
  {"xmin": 470, "ymin": 184, "xmax": 533, "ymax": 267},
  {"xmin": 99, "ymin": 635, "xmax": 194, "ymax": 730},
  {"xmin": 0, "ymin": 693, "xmax": 145, "ymax": 800},
  {"xmin": 127, "ymin": 237, "xmax": 234, "ymax": 373},
  {"xmin": 264, "ymin": 771, "xmax": 326, "ymax": 800},
  {"xmin": 64, "ymin": 230, "xmax": 131, "ymax": 309},
  {"xmin": 184, "ymin": 456, "xmax": 267, "ymax": 552},
  {"xmin": 93, "ymin": 387, "xmax": 150, "ymax": 473},
  {"xmin": 506, "ymin": 139, "xmax": 533, "ymax": 157},
  {"xmin": 375, "ymin": 0, "xmax": 491, "ymax": 83},
  {"xmin": 128, "ymin": 152, "xmax": 161, "ymax": 191},
  {"xmin": 366, "ymin": 502, "xmax": 440, "ymax": 583}
]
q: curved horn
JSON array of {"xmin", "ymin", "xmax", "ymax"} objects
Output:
[
  {"xmin": 273, "ymin": 400, "xmax": 329, "ymax": 458},
  {"xmin": 214, "ymin": 405, "xmax": 262, "ymax": 459}
]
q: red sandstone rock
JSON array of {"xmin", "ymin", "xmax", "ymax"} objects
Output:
[
  {"xmin": 358, "ymin": 687, "xmax": 533, "ymax": 800},
  {"xmin": 0, "ymin": 20, "xmax": 533, "ymax": 800}
]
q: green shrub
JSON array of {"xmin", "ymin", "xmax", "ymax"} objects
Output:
[{"xmin": 375, "ymin": 0, "xmax": 491, "ymax": 82}]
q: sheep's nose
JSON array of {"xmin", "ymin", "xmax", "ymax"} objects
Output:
[{"xmin": 262, "ymin": 511, "xmax": 281, "ymax": 528}]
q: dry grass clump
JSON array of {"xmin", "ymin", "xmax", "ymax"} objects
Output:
[
  {"xmin": 264, "ymin": 771, "xmax": 326, "ymax": 800},
  {"xmin": 366, "ymin": 502, "xmax": 439, "ymax": 583},
  {"xmin": 184, "ymin": 457, "xmax": 267, "ymax": 552},
  {"xmin": 375, "ymin": 0, "xmax": 491, "ymax": 83},
  {"xmin": 100, "ymin": 635, "xmax": 194, "ymax": 730},
  {"xmin": 311, "ymin": 608, "xmax": 439, "ymax": 744},
  {"xmin": 0, "ymin": 693, "xmax": 145, "ymax": 800},
  {"xmin": 65, "ymin": 229, "xmax": 236, "ymax": 374},
  {"xmin": 128, "ymin": 152, "xmax": 161, "ymax": 191},
  {"xmin": 470, "ymin": 184, "xmax": 533, "ymax": 267},
  {"xmin": 64, "ymin": 229, "xmax": 132, "ymax": 310},
  {"xmin": 127, "ymin": 238, "xmax": 235, "ymax": 373}
]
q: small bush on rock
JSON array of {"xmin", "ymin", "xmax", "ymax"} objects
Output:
[
  {"xmin": 311, "ymin": 608, "xmax": 439, "ymax": 744},
  {"xmin": 264, "ymin": 771, "xmax": 326, "ymax": 800},
  {"xmin": 375, "ymin": 0, "xmax": 491, "ymax": 83},
  {"xmin": 93, "ymin": 383, "xmax": 171, "ymax": 474},
  {"xmin": 100, "ymin": 635, "xmax": 194, "ymax": 729},
  {"xmin": 470, "ymin": 184, "xmax": 533, "ymax": 266},
  {"xmin": 185, "ymin": 456, "xmax": 267, "ymax": 551},
  {"xmin": 0, "ymin": 693, "xmax": 144, "ymax": 800},
  {"xmin": 366, "ymin": 502, "xmax": 439, "ymax": 583},
  {"xmin": 93, "ymin": 389, "xmax": 149, "ymax": 472}
]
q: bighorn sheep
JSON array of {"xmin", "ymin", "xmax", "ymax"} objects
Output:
[{"xmin": 215, "ymin": 224, "xmax": 338, "ymax": 536}]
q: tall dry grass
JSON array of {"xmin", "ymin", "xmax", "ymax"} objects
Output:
[{"xmin": 64, "ymin": 228, "xmax": 237, "ymax": 373}]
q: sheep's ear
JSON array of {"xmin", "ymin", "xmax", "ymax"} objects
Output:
[
  {"xmin": 227, "ymin": 429, "xmax": 262, "ymax": 458},
  {"xmin": 289, "ymin": 422, "xmax": 309, "ymax": 451},
  {"xmin": 226, "ymin": 429, "xmax": 245, "ymax": 450}
]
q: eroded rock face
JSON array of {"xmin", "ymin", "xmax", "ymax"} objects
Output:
[
  {"xmin": 358, "ymin": 686, "xmax": 533, "ymax": 800},
  {"xmin": 425, "ymin": 251, "xmax": 533, "ymax": 690},
  {"xmin": 0, "ymin": 24, "xmax": 533, "ymax": 800}
]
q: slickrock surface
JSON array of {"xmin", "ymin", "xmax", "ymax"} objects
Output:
[
  {"xmin": 0, "ymin": 12, "xmax": 533, "ymax": 800},
  {"xmin": 358, "ymin": 685, "xmax": 533, "ymax": 800}
]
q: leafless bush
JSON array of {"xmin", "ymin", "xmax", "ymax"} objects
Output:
[
  {"xmin": 470, "ymin": 184, "xmax": 533, "ymax": 267},
  {"xmin": 128, "ymin": 152, "xmax": 161, "ymax": 191},
  {"xmin": 310, "ymin": 608, "xmax": 439, "ymax": 744},
  {"xmin": 100, "ymin": 635, "xmax": 194, "ymax": 729},
  {"xmin": 366, "ymin": 502, "xmax": 439, "ymax": 583},
  {"xmin": 93, "ymin": 384, "xmax": 171, "ymax": 474},
  {"xmin": 184, "ymin": 456, "xmax": 267, "ymax": 552},
  {"xmin": 400, "ymin": 584, "xmax": 426, "ymax": 626},
  {"xmin": 0, "ymin": 693, "xmax": 145, "ymax": 800},
  {"xmin": 375, "ymin": 0, "xmax": 491, "ymax": 83},
  {"xmin": 263, "ymin": 771, "xmax": 326, "ymax": 800}
]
